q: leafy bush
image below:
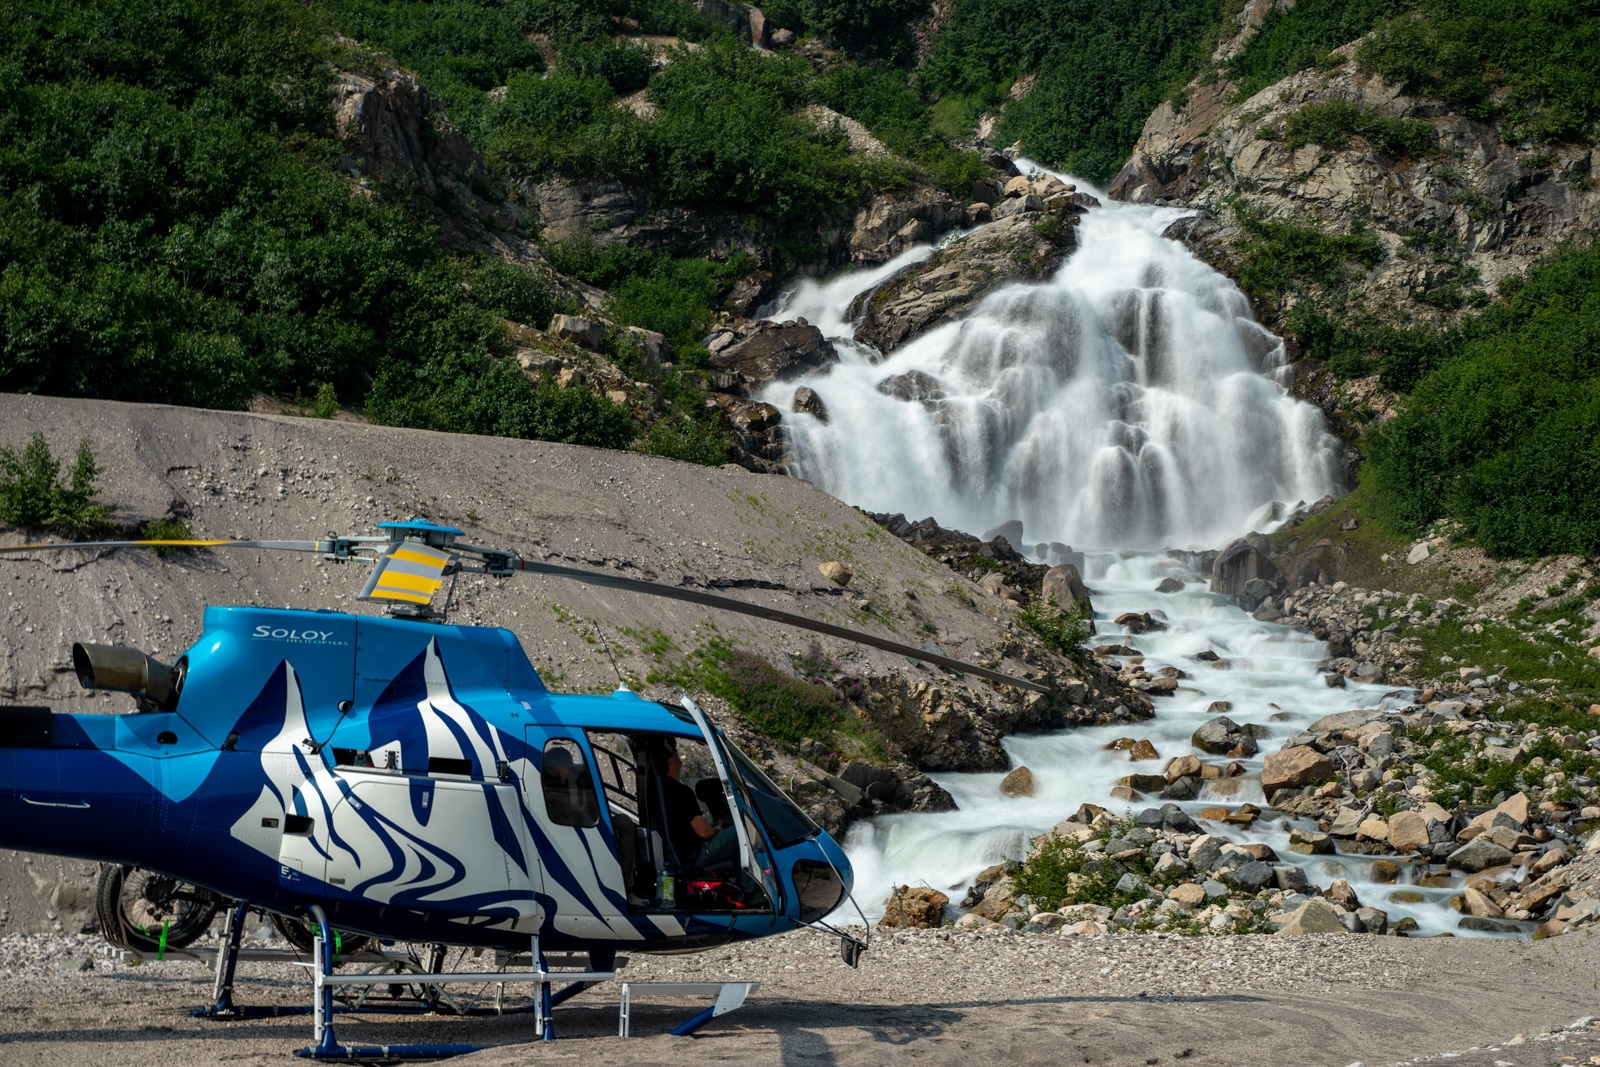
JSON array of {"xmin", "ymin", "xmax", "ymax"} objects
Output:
[
  {"xmin": 1365, "ymin": 240, "xmax": 1600, "ymax": 557},
  {"xmin": 1284, "ymin": 99, "xmax": 1434, "ymax": 156},
  {"xmin": 1357, "ymin": 1, "xmax": 1600, "ymax": 143},
  {"xmin": 633, "ymin": 414, "xmax": 730, "ymax": 466},
  {"xmin": 1015, "ymin": 827, "xmax": 1156, "ymax": 910},
  {"xmin": 1225, "ymin": 0, "xmax": 1413, "ymax": 101},
  {"xmin": 920, "ymin": 0, "xmax": 1226, "ymax": 183},
  {"xmin": 469, "ymin": 258, "xmax": 554, "ymax": 330},
  {"xmin": 0, "ymin": 434, "xmax": 112, "ymax": 536},
  {"xmin": 672, "ymin": 640, "xmax": 844, "ymax": 742},
  {"xmin": 814, "ymin": 65, "xmax": 984, "ymax": 192},
  {"xmin": 801, "ymin": 0, "xmax": 927, "ymax": 62},
  {"xmin": 1232, "ymin": 209, "xmax": 1386, "ymax": 298},
  {"xmin": 1017, "ymin": 599, "xmax": 1092, "ymax": 665}
]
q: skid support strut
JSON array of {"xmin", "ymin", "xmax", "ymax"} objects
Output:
[{"xmin": 295, "ymin": 917, "xmax": 610, "ymax": 1059}]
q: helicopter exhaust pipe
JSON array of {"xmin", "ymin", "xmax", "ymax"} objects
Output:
[{"xmin": 71, "ymin": 643, "xmax": 183, "ymax": 711}]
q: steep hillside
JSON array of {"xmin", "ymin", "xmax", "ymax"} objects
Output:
[{"xmin": 1107, "ymin": 0, "xmax": 1600, "ymax": 561}]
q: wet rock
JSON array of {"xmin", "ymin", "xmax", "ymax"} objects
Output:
[
  {"xmin": 1041, "ymin": 565, "xmax": 1091, "ymax": 610},
  {"xmin": 1458, "ymin": 916, "xmax": 1519, "ymax": 934},
  {"xmin": 1192, "ymin": 716, "xmax": 1254, "ymax": 756},
  {"xmin": 791, "ymin": 386, "xmax": 828, "ymax": 422},
  {"xmin": 876, "ymin": 370, "xmax": 948, "ymax": 406},
  {"xmin": 1156, "ymin": 577, "xmax": 1186, "ymax": 593},
  {"xmin": 879, "ymin": 885, "xmax": 949, "ymax": 928},
  {"xmin": 968, "ymin": 876, "xmax": 1017, "ymax": 921},
  {"xmin": 850, "ymin": 208, "xmax": 1080, "ymax": 353},
  {"xmin": 1370, "ymin": 860, "xmax": 1401, "ymax": 883},
  {"xmin": 1386, "ymin": 810, "xmax": 1430, "ymax": 854},
  {"xmin": 1288, "ymin": 829, "xmax": 1334, "ymax": 855},
  {"xmin": 1231, "ymin": 860, "xmax": 1275, "ymax": 891},
  {"xmin": 1355, "ymin": 907, "xmax": 1388, "ymax": 935},
  {"xmin": 1115, "ymin": 611, "xmax": 1167, "ymax": 634},
  {"xmin": 1273, "ymin": 865, "xmax": 1311, "ymax": 892},
  {"xmin": 1448, "ymin": 838, "xmax": 1514, "ymax": 872},
  {"xmin": 849, "ymin": 187, "xmax": 967, "ymax": 266},
  {"xmin": 1160, "ymin": 776, "xmax": 1202, "ymax": 800},
  {"xmin": 1324, "ymin": 879, "xmax": 1362, "ymax": 910},
  {"xmin": 1211, "ymin": 538, "xmax": 1280, "ymax": 606},
  {"xmin": 710, "ymin": 320, "xmax": 839, "ymax": 387},
  {"xmin": 1164, "ymin": 754, "xmax": 1202, "ymax": 781},
  {"xmin": 1000, "ymin": 766, "xmax": 1036, "ymax": 797},
  {"xmin": 1121, "ymin": 773, "xmax": 1171, "ymax": 793},
  {"xmin": 1205, "ymin": 700, "xmax": 1232, "ymax": 713},
  {"xmin": 1261, "ymin": 745, "xmax": 1334, "ymax": 797}
]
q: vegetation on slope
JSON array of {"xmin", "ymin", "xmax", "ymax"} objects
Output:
[
  {"xmin": 920, "ymin": 0, "xmax": 1228, "ymax": 182},
  {"xmin": 0, "ymin": 0, "xmax": 635, "ymax": 447}
]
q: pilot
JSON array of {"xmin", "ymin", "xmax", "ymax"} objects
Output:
[
  {"xmin": 541, "ymin": 744, "xmax": 597, "ymax": 826},
  {"xmin": 662, "ymin": 747, "xmax": 737, "ymax": 871}
]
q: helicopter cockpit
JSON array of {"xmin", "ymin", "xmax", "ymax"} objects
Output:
[{"xmin": 547, "ymin": 718, "xmax": 822, "ymax": 918}]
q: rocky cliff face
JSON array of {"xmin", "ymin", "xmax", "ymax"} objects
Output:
[{"xmin": 1111, "ymin": 47, "xmax": 1600, "ymax": 336}]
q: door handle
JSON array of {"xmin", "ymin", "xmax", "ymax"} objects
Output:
[{"xmin": 20, "ymin": 796, "xmax": 91, "ymax": 809}]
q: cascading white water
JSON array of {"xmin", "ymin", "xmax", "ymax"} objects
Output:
[
  {"xmin": 764, "ymin": 172, "xmax": 1343, "ymax": 550},
  {"xmin": 775, "ymin": 169, "xmax": 1512, "ymax": 937}
]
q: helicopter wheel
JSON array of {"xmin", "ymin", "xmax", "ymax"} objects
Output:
[
  {"xmin": 269, "ymin": 912, "xmax": 373, "ymax": 958},
  {"xmin": 95, "ymin": 864, "xmax": 221, "ymax": 952}
]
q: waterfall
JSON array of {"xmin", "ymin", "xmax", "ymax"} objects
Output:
[{"xmin": 763, "ymin": 170, "xmax": 1343, "ymax": 551}]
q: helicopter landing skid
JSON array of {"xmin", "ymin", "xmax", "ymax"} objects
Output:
[{"xmin": 296, "ymin": 907, "xmax": 615, "ymax": 1059}]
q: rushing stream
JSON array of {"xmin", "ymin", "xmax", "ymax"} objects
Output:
[{"xmin": 765, "ymin": 169, "xmax": 1504, "ymax": 935}]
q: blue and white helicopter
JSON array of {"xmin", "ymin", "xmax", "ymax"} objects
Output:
[{"xmin": 0, "ymin": 519, "xmax": 1045, "ymax": 1057}]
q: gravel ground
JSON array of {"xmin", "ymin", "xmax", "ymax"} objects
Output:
[{"xmin": 2, "ymin": 927, "xmax": 1598, "ymax": 1066}]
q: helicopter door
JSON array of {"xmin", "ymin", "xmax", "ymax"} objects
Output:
[
  {"xmin": 681, "ymin": 697, "xmax": 783, "ymax": 916},
  {"xmin": 526, "ymin": 732, "xmax": 635, "ymax": 938},
  {"xmin": 316, "ymin": 773, "xmax": 540, "ymax": 930}
]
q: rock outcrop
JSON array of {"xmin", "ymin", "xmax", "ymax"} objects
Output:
[
  {"xmin": 1111, "ymin": 40, "xmax": 1600, "ymax": 335},
  {"xmin": 848, "ymin": 174, "xmax": 1085, "ymax": 353},
  {"xmin": 848, "ymin": 187, "xmax": 967, "ymax": 265}
]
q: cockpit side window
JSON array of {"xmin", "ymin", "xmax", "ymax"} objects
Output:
[
  {"xmin": 585, "ymin": 731, "xmax": 639, "ymax": 821},
  {"xmin": 540, "ymin": 738, "xmax": 599, "ymax": 827}
]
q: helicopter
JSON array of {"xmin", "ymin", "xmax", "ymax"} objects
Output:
[{"xmin": 0, "ymin": 518, "xmax": 1047, "ymax": 1056}]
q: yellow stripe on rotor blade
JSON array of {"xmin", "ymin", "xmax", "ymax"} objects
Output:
[
  {"xmin": 390, "ymin": 547, "xmax": 448, "ymax": 568},
  {"xmin": 368, "ymin": 588, "xmax": 435, "ymax": 605},
  {"xmin": 374, "ymin": 570, "xmax": 444, "ymax": 595}
]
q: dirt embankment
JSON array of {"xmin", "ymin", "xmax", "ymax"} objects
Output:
[{"xmin": 0, "ymin": 393, "xmax": 1138, "ymax": 933}]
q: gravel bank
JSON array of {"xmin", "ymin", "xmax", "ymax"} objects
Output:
[{"xmin": 2, "ymin": 927, "xmax": 1597, "ymax": 1066}]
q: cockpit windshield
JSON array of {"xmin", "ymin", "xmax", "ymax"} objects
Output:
[{"xmin": 722, "ymin": 740, "xmax": 819, "ymax": 850}]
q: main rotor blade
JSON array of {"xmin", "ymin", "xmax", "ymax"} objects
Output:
[
  {"xmin": 512, "ymin": 558, "xmax": 1052, "ymax": 694},
  {"xmin": 0, "ymin": 538, "xmax": 371, "ymax": 555}
]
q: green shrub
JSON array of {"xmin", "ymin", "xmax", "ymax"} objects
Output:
[
  {"xmin": 1357, "ymin": 1, "xmax": 1600, "ymax": 142},
  {"xmin": 140, "ymin": 515, "xmax": 196, "ymax": 557},
  {"xmin": 1017, "ymin": 599, "xmax": 1092, "ymax": 665},
  {"xmin": 801, "ymin": 0, "xmax": 927, "ymax": 62},
  {"xmin": 1232, "ymin": 209, "xmax": 1386, "ymax": 298},
  {"xmin": 0, "ymin": 434, "xmax": 112, "ymax": 536},
  {"xmin": 1284, "ymin": 99, "xmax": 1434, "ymax": 156},
  {"xmin": 680, "ymin": 640, "xmax": 844, "ymax": 742},
  {"xmin": 1225, "ymin": 0, "xmax": 1413, "ymax": 101},
  {"xmin": 469, "ymin": 258, "xmax": 554, "ymax": 330},
  {"xmin": 1015, "ymin": 829, "xmax": 1153, "ymax": 910},
  {"xmin": 1365, "ymin": 240, "xmax": 1600, "ymax": 557},
  {"xmin": 633, "ymin": 414, "xmax": 730, "ymax": 466},
  {"xmin": 814, "ymin": 64, "xmax": 984, "ymax": 193},
  {"xmin": 920, "ymin": 0, "xmax": 1227, "ymax": 183}
]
